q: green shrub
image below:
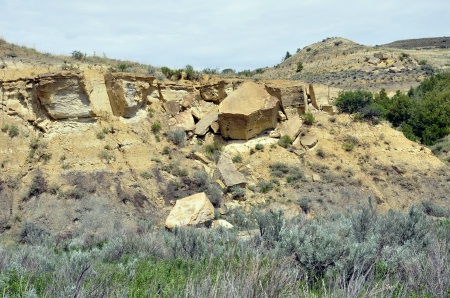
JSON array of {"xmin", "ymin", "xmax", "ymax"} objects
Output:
[
  {"xmin": 151, "ymin": 122, "xmax": 162, "ymax": 134},
  {"xmin": 298, "ymin": 197, "xmax": 311, "ymax": 213},
  {"xmin": 296, "ymin": 62, "xmax": 303, "ymax": 72},
  {"xmin": 27, "ymin": 170, "xmax": 47, "ymax": 199},
  {"xmin": 421, "ymin": 200, "xmax": 449, "ymax": 218},
  {"xmin": 270, "ymin": 162, "xmax": 289, "ymax": 176},
  {"xmin": 342, "ymin": 135, "xmax": 358, "ymax": 152},
  {"xmin": 302, "ymin": 112, "xmax": 314, "ymax": 125},
  {"xmin": 334, "ymin": 90, "xmax": 374, "ymax": 114},
  {"xmin": 1, "ymin": 124, "xmax": 9, "ymax": 133},
  {"xmin": 184, "ymin": 65, "xmax": 197, "ymax": 80},
  {"xmin": 342, "ymin": 141, "xmax": 355, "ymax": 151},
  {"xmin": 286, "ymin": 166, "xmax": 304, "ymax": 183},
  {"xmin": 255, "ymin": 143, "xmax": 264, "ymax": 150},
  {"xmin": 161, "ymin": 66, "xmax": 172, "ymax": 78},
  {"xmin": 278, "ymin": 135, "xmax": 293, "ymax": 148},
  {"xmin": 99, "ymin": 149, "xmax": 114, "ymax": 163},
  {"xmin": 418, "ymin": 59, "xmax": 427, "ymax": 65},
  {"xmin": 96, "ymin": 131, "xmax": 106, "ymax": 139},
  {"xmin": 192, "ymin": 171, "xmax": 223, "ymax": 207},
  {"xmin": 258, "ymin": 180, "xmax": 274, "ymax": 193},
  {"xmin": 256, "ymin": 210, "xmax": 284, "ymax": 247},
  {"xmin": 283, "ymin": 51, "xmax": 291, "ymax": 61},
  {"xmin": 230, "ymin": 185, "xmax": 245, "ymax": 200},
  {"xmin": 167, "ymin": 129, "xmax": 186, "ymax": 147},
  {"xmin": 140, "ymin": 171, "xmax": 153, "ymax": 180},
  {"xmin": 19, "ymin": 222, "xmax": 51, "ymax": 245},
  {"xmin": 71, "ymin": 50, "xmax": 84, "ymax": 60},
  {"xmin": 204, "ymin": 140, "xmax": 223, "ymax": 161},
  {"xmin": 117, "ymin": 63, "xmax": 128, "ymax": 72},
  {"xmin": 232, "ymin": 154, "xmax": 242, "ymax": 163},
  {"xmin": 8, "ymin": 124, "xmax": 19, "ymax": 137},
  {"xmin": 316, "ymin": 148, "xmax": 326, "ymax": 159}
]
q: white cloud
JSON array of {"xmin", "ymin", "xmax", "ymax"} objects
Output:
[{"xmin": 0, "ymin": 0, "xmax": 448, "ymax": 70}]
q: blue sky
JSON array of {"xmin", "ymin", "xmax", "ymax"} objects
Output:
[{"xmin": 1, "ymin": 0, "xmax": 448, "ymax": 70}]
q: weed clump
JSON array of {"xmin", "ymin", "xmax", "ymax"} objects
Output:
[
  {"xmin": 278, "ymin": 135, "xmax": 293, "ymax": 148},
  {"xmin": 167, "ymin": 129, "xmax": 186, "ymax": 147},
  {"xmin": 302, "ymin": 112, "xmax": 314, "ymax": 125}
]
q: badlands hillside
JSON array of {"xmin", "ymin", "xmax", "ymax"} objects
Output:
[
  {"xmin": 260, "ymin": 36, "xmax": 450, "ymax": 93},
  {"xmin": 0, "ymin": 37, "xmax": 449, "ymax": 240}
]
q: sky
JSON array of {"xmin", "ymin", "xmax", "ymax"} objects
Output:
[{"xmin": 1, "ymin": 0, "xmax": 449, "ymax": 71}]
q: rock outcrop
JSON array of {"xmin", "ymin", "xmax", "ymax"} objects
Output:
[
  {"xmin": 218, "ymin": 82, "xmax": 280, "ymax": 139},
  {"xmin": 104, "ymin": 72, "xmax": 155, "ymax": 118},
  {"xmin": 266, "ymin": 84, "xmax": 306, "ymax": 108},
  {"xmin": 36, "ymin": 71, "xmax": 94, "ymax": 119},
  {"xmin": 0, "ymin": 77, "xmax": 38, "ymax": 121},
  {"xmin": 165, "ymin": 192, "xmax": 215, "ymax": 230},
  {"xmin": 200, "ymin": 80, "xmax": 227, "ymax": 103}
]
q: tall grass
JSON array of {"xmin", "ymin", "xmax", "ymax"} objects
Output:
[{"xmin": 0, "ymin": 203, "xmax": 448, "ymax": 297}]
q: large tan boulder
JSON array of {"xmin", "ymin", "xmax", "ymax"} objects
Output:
[
  {"xmin": 165, "ymin": 192, "xmax": 215, "ymax": 230},
  {"xmin": 218, "ymin": 82, "xmax": 280, "ymax": 140},
  {"xmin": 104, "ymin": 72, "xmax": 155, "ymax": 118},
  {"xmin": 36, "ymin": 71, "xmax": 94, "ymax": 119}
]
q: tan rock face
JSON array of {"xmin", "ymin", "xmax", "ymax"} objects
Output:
[
  {"xmin": 267, "ymin": 84, "xmax": 306, "ymax": 108},
  {"xmin": 36, "ymin": 71, "xmax": 94, "ymax": 119},
  {"xmin": 0, "ymin": 78, "xmax": 38, "ymax": 121},
  {"xmin": 104, "ymin": 72, "xmax": 155, "ymax": 118},
  {"xmin": 0, "ymin": 187, "xmax": 13, "ymax": 232},
  {"xmin": 165, "ymin": 192, "xmax": 215, "ymax": 230},
  {"xmin": 200, "ymin": 80, "xmax": 227, "ymax": 103},
  {"xmin": 218, "ymin": 82, "xmax": 280, "ymax": 139}
]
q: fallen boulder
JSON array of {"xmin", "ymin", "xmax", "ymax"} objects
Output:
[
  {"xmin": 367, "ymin": 57, "xmax": 381, "ymax": 65},
  {"xmin": 194, "ymin": 107, "xmax": 219, "ymax": 136},
  {"xmin": 277, "ymin": 116, "xmax": 302, "ymax": 140},
  {"xmin": 213, "ymin": 153, "xmax": 247, "ymax": 189},
  {"xmin": 165, "ymin": 192, "xmax": 215, "ymax": 230},
  {"xmin": 211, "ymin": 219, "xmax": 234, "ymax": 229},
  {"xmin": 170, "ymin": 110, "xmax": 196, "ymax": 131},
  {"xmin": 301, "ymin": 135, "xmax": 318, "ymax": 149},
  {"xmin": 218, "ymin": 81, "xmax": 280, "ymax": 140}
]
